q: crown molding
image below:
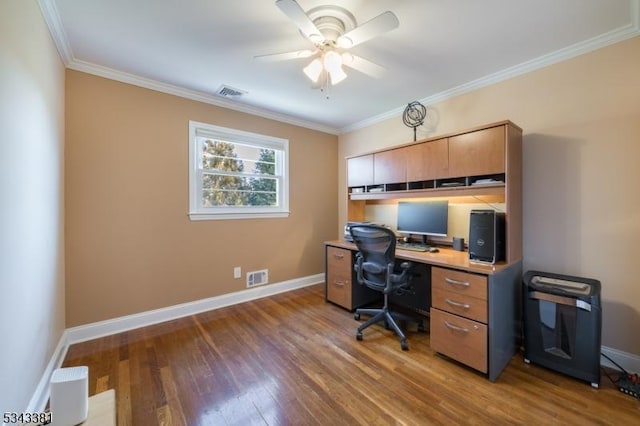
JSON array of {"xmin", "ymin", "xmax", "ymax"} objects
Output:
[
  {"xmin": 37, "ymin": 0, "xmax": 73, "ymax": 64},
  {"xmin": 340, "ymin": 0, "xmax": 640, "ymax": 134},
  {"xmin": 66, "ymin": 59, "xmax": 340, "ymax": 135}
]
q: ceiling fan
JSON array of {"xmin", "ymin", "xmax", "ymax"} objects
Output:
[{"xmin": 255, "ymin": 0, "xmax": 399, "ymax": 89}]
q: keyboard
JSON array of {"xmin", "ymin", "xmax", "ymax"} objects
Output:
[{"xmin": 396, "ymin": 243, "xmax": 431, "ymax": 252}]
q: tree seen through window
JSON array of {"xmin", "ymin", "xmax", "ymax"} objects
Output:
[{"xmin": 201, "ymin": 139, "xmax": 277, "ymax": 207}]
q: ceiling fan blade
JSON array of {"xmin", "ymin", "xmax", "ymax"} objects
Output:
[
  {"xmin": 276, "ymin": 0, "xmax": 324, "ymax": 43},
  {"xmin": 254, "ymin": 49, "xmax": 316, "ymax": 62},
  {"xmin": 337, "ymin": 11, "xmax": 399, "ymax": 48},
  {"xmin": 341, "ymin": 53, "xmax": 386, "ymax": 78}
]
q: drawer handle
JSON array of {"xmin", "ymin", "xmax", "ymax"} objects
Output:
[
  {"xmin": 444, "ymin": 321, "xmax": 469, "ymax": 333},
  {"xmin": 446, "ymin": 299, "xmax": 470, "ymax": 309},
  {"xmin": 445, "ymin": 277, "xmax": 470, "ymax": 287},
  {"xmin": 333, "ymin": 280, "xmax": 347, "ymax": 286},
  {"xmin": 333, "ymin": 253, "xmax": 345, "ymax": 259}
]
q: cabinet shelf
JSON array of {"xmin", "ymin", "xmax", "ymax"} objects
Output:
[
  {"xmin": 349, "ymin": 183, "xmax": 505, "ymax": 201},
  {"xmin": 350, "ymin": 172, "xmax": 506, "ymax": 200}
]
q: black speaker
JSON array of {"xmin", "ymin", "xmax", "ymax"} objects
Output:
[
  {"xmin": 452, "ymin": 237, "xmax": 465, "ymax": 251},
  {"xmin": 469, "ymin": 210, "xmax": 505, "ymax": 263}
]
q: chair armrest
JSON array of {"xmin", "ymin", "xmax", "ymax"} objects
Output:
[{"xmin": 389, "ymin": 261, "xmax": 413, "ymax": 286}]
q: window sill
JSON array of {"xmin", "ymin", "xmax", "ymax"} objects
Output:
[{"xmin": 188, "ymin": 211, "xmax": 290, "ymax": 221}]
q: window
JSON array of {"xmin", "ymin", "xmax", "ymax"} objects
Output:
[{"xmin": 189, "ymin": 121, "xmax": 289, "ymax": 220}]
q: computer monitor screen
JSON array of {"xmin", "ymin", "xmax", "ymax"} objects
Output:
[{"xmin": 397, "ymin": 200, "xmax": 448, "ymax": 237}]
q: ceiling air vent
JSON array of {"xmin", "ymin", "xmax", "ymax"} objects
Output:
[{"xmin": 217, "ymin": 85, "xmax": 247, "ymax": 98}]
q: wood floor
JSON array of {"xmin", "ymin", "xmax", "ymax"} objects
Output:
[{"xmin": 62, "ymin": 284, "xmax": 639, "ymax": 425}]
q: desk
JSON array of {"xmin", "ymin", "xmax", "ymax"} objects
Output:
[{"xmin": 325, "ymin": 240, "xmax": 522, "ymax": 381}]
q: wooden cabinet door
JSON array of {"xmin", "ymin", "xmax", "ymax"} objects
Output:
[
  {"xmin": 374, "ymin": 148, "xmax": 406, "ymax": 184},
  {"xmin": 347, "ymin": 154, "xmax": 374, "ymax": 187},
  {"xmin": 448, "ymin": 126, "xmax": 505, "ymax": 177},
  {"xmin": 406, "ymin": 138, "xmax": 449, "ymax": 181}
]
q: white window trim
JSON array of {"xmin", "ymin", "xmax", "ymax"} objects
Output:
[{"xmin": 188, "ymin": 120, "xmax": 290, "ymax": 221}]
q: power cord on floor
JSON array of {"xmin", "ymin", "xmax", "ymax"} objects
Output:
[
  {"xmin": 601, "ymin": 351, "xmax": 626, "ymax": 384},
  {"xmin": 601, "ymin": 352, "xmax": 630, "ymax": 375},
  {"xmin": 601, "ymin": 352, "xmax": 640, "ymax": 399}
]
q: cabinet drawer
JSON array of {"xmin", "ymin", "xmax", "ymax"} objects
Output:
[
  {"xmin": 327, "ymin": 271, "xmax": 351, "ymax": 309},
  {"xmin": 326, "ymin": 247, "xmax": 352, "ymax": 309},
  {"xmin": 432, "ymin": 287, "xmax": 487, "ymax": 323},
  {"xmin": 327, "ymin": 247, "xmax": 351, "ymax": 274},
  {"xmin": 432, "ymin": 267, "xmax": 487, "ymax": 300},
  {"xmin": 430, "ymin": 308, "xmax": 488, "ymax": 373}
]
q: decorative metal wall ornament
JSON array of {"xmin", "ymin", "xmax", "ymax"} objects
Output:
[{"xmin": 402, "ymin": 101, "xmax": 427, "ymax": 141}]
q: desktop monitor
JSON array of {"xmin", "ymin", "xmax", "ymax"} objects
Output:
[{"xmin": 397, "ymin": 200, "xmax": 448, "ymax": 238}]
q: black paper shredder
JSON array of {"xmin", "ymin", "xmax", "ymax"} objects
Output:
[{"xmin": 523, "ymin": 270, "xmax": 602, "ymax": 388}]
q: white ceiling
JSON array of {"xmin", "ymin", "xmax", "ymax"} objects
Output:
[{"xmin": 40, "ymin": 0, "xmax": 639, "ymax": 134}]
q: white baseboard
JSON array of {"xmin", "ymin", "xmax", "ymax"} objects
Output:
[
  {"xmin": 601, "ymin": 345, "xmax": 640, "ymax": 375},
  {"xmin": 28, "ymin": 273, "xmax": 324, "ymax": 412},
  {"xmin": 66, "ymin": 273, "xmax": 324, "ymax": 345},
  {"xmin": 25, "ymin": 332, "xmax": 69, "ymax": 412}
]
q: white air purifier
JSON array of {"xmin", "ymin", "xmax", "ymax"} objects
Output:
[{"xmin": 50, "ymin": 366, "xmax": 89, "ymax": 425}]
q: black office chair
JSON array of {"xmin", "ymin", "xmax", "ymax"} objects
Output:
[{"xmin": 349, "ymin": 224, "xmax": 424, "ymax": 350}]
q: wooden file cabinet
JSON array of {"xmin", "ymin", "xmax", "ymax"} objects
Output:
[
  {"xmin": 325, "ymin": 245, "xmax": 380, "ymax": 311},
  {"xmin": 430, "ymin": 267, "xmax": 489, "ymax": 373},
  {"xmin": 326, "ymin": 246, "xmax": 352, "ymax": 309}
]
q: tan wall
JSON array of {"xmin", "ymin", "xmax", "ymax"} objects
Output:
[
  {"xmin": 65, "ymin": 71, "xmax": 338, "ymax": 326},
  {"xmin": 0, "ymin": 0, "xmax": 66, "ymax": 412},
  {"xmin": 339, "ymin": 36, "xmax": 640, "ymax": 355}
]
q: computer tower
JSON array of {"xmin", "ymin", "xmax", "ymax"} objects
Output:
[{"xmin": 469, "ymin": 210, "xmax": 505, "ymax": 263}]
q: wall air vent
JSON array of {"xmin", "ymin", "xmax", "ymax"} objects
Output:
[
  {"xmin": 217, "ymin": 85, "xmax": 247, "ymax": 98},
  {"xmin": 247, "ymin": 269, "xmax": 269, "ymax": 288}
]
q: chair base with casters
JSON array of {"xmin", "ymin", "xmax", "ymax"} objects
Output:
[
  {"xmin": 349, "ymin": 224, "xmax": 426, "ymax": 351},
  {"xmin": 354, "ymin": 292, "xmax": 425, "ymax": 351}
]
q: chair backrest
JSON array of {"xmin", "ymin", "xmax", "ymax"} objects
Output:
[{"xmin": 349, "ymin": 225, "xmax": 396, "ymax": 292}]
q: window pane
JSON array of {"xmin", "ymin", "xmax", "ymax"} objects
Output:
[
  {"xmin": 202, "ymin": 189, "xmax": 277, "ymax": 207},
  {"xmin": 203, "ymin": 189, "xmax": 249, "ymax": 207},
  {"xmin": 203, "ymin": 174, "xmax": 251, "ymax": 190},
  {"xmin": 202, "ymin": 174, "xmax": 278, "ymax": 207},
  {"xmin": 251, "ymin": 192, "xmax": 276, "ymax": 206},
  {"xmin": 247, "ymin": 177, "xmax": 277, "ymax": 206},
  {"xmin": 234, "ymin": 146, "xmax": 276, "ymax": 176},
  {"xmin": 248, "ymin": 148, "xmax": 276, "ymax": 176},
  {"xmin": 201, "ymin": 140, "xmax": 244, "ymax": 172}
]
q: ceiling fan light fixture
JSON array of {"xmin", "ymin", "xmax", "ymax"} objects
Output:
[
  {"xmin": 323, "ymin": 50, "xmax": 342, "ymax": 73},
  {"xmin": 303, "ymin": 58, "xmax": 323, "ymax": 82},
  {"xmin": 323, "ymin": 50, "xmax": 347, "ymax": 85},
  {"xmin": 266, "ymin": 1, "xmax": 399, "ymax": 90},
  {"xmin": 328, "ymin": 66, "xmax": 347, "ymax": 85}
]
